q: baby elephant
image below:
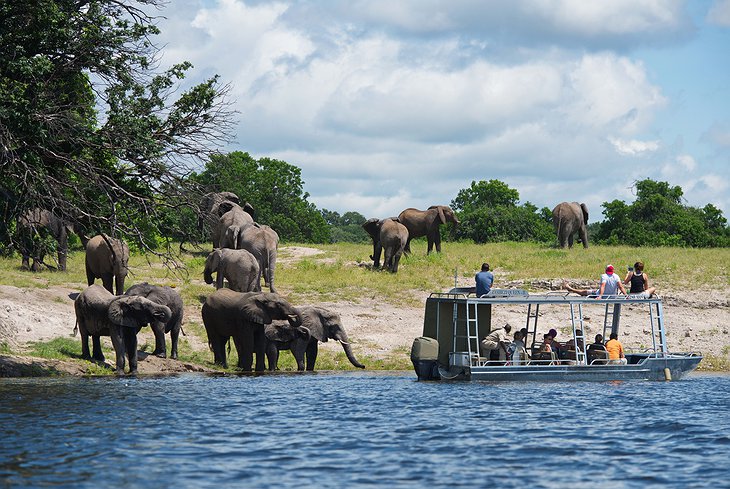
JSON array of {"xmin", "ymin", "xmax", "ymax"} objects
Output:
[
  {"xmin": 265, "ymin": 306, "xmax": 365, "ymax": 371},
  {"xmin": 124, "ymin": 282, "xmax": 184, "ymax": 359},
  {"xmin": 74, "ymin": 284, "xmax": 172, "ymax": 375},
  {"xmin": 203, "ymin": 248, "xmax": 260, "ymax": 292}
]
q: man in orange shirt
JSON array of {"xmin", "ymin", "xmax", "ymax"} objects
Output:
[{"xmin": 605, "ymin": 332, "xmax": 627, "ymax": 365}]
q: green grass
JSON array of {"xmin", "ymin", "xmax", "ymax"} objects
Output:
[{"xmin": 2, "ymin": 239, "xmax": 729, "ymax": 373}]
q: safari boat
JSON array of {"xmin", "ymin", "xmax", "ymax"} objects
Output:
[{"xmin": 410, "ymin": 288, "xmax": 702, "ymax": 382}]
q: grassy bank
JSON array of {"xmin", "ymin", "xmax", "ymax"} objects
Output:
[{"xmin": 1, "ymin": 240, "xmax": 728, "ymax": 373}]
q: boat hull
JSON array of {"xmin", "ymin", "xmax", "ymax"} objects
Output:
[{"xmin": 439, "ymin": 355, "xmax": 702, "ymax": 382}]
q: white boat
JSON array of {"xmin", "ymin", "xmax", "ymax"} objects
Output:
[{"xmin": 410, "ymin": 288, "xmax": 702, "ymax": 382}]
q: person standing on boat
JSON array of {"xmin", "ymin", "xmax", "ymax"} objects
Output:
[
  {"xmin": 605, "ymin": 332, "xmax": 627, "ymax": 365},
  {"xmin": 623, "ymin": 261, "xmax": 657, "ymax": 298},
  {"xmin": 562, "ymin": 265, "xmax": 626, "ymax": 298},
  {"xmin": 475, "ymin": 263, "xmax": 494, "ymax": 297},
  {"xmin": 481, "ymin": 323, "xmax": 511, "ymax": 362}
]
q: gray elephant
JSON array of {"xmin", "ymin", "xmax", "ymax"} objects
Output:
[
  {"xmin": 362, "ymin": 217, "xmax": 394, "ymax": 268},
  {"xmin": 201, "ymin": 289, "xmax": 302, "ymax": 371},
  {"xmin": 199, "ymin": 191, "xmax": 240, "ymax": 229},
  {"xmin": 380, "ymin": 219, "xmax": 408, "ymax": 273},
  {"xmin": 552, "ymin": 202, "xmax": 589, "ymax": 249},
  {"xmin": 215, "ymin": 202, "xmax": 254, "ymax": 248},
  {"xmin": 204, "ymin": 248, "xmax": 261, "ymax": 292},
  {"xmin": 397, "ymin": 205, "xmax": 459, "ymax": 254},
  {"xmin": 230, "ymin": 223, "xmax": 279, "ymax": 293},
  {"xmin": 124, "ymin": 282, "xmax": 184, "ymax": 359},
  {"xmin": 74, "ymin": 284, "xmax": 172, "ymax": 375},
  {"xmin": 85, "ymin": 234, "xmax": 130, "ymax": 295},
  {"xmin": 265, "ymin": 306, "xmax": 365, "ymax": 371},
  {"xmin": 17, "ymin": 208, "xmax": 74, "ymax": 271}
]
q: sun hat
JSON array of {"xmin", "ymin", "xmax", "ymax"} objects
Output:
[{"xmin": 605, "ymin": 264, "xmax": 614, "ymax": 274}]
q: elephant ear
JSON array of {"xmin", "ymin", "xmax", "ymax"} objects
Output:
[
  {"xmin": 362, "ymin": 218, "xmax": 381, "ymax": 241},
  {"xmin": 108, "ymin": 297, "xmax": 140, "ymax": 328},
  {"xmin": 217, "ymin": 201, "xmax": 237, "ymax": 216},
  {"xmin": 580, "ymin": 203, "xmax": 589, "ymax": 224},
  {"xmin": 242, "ymin": 202, "xmax": 255, "ymax": 218},
  {"xmin": 429, "ymin": 205, "xmax": 446, "ymax": 224},
  {"xmin": 239, "ymin": 296, "xmax": 273, "ymax": 325},
  {"xmin": 300, "ymin": 307, "xmax": 327, "ymax": 342}
]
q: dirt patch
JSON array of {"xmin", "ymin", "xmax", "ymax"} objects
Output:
[{"xmin": 1, "ymin": 246, "xmax": 729, "ymax": 375}]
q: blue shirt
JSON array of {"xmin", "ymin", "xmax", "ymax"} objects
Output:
[{"xmin": 475, "ymin": 271, "xmax": 494, "ymax": 297}]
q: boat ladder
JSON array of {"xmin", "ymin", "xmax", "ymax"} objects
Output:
[
  {"xmin": 465, "ymin": 300, "xmax": 481, "ymax": 366},
  {"xmin": 569, "ymin": 303, "xmax": 587, "ymax": 365},
  {"xmin": 525, "ymin": 303, "xmax": 540, "ymax": 352},
  {"xmin": 602, "ymin": 303, "xmax": 621, "ymax": 340},
  {"xmin": 649, "ymin": 300, "xmax": 668, "ymax": 355}
]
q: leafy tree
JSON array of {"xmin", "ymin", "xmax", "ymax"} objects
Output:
[
  {"xmin": 320, "ymin": 209, "xmax": 369, "ymax": 242},
  {"xmin": 451, "ymin": 180, "xmax": 553, "ymax": 243},
  {"xmin": 0, "ymin": 0, "xmax": 234, "ymax": 257},
  {"xmin": 594, "ymin": 179, "xmax": 729, "ymax": 247},
  {"xmin": 194, "ymin": 152, "xmax": 331, "ymax": 243}
]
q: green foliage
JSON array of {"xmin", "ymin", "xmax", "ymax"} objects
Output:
[
  {"xmin": 594, "ymin": 179, "xmax": 730, "ymax": 247},
  {"xmin": 193, "ymin": 152, "xmax": 331, "ymax": 243},
  {"xmin": 451, "ymin": 180, "xmax": 553, "ymax": 243},
  {"xmin": 321, "ymin": 209, "xmax": 369, "ymax": 243}
]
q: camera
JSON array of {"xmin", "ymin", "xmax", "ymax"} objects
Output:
[{"xmin": 627, "ymin": 266, "xmax": 633, "ymax": 272}]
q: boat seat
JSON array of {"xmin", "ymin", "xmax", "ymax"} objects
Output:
[
  {"xmin": 530, "ymin": 351, "xmax": 557, "ymax": 365},
  {"xmin": 587, "ymin": 349, "xmax": 609, "ymax": 365}
]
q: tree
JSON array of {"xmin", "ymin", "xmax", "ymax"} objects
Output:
[
  {"xmin": 194, "ymin": 152, "xmax": 331, "ymax": 243},
  {"xmin": 0, "ymin": 0, "xmax": 234, "ymax": 259},
  {"xmin": 594, "ymin": 179, "xmax": 729, "ymax": 247},
  {"xmin": 451, "ymin": 180, "xmax": 553, "ymax": 243}
]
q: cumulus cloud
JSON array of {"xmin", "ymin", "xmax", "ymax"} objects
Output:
[
  {"xmin": 707, "ymin": 0, "xmax": 730, "ymax": 26},
  {"xmin": 150, "ymin": 0, "xmax": 726, "ymax": 217}
]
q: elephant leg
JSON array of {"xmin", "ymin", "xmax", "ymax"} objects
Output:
[
  {"xmin": 234, "ymin": 329, "xmax": 254, "ymax": 371},
  {"xmin": 253, "ymin": 326, "xmax": 267, "ymax": 372},
  {"xmin": 151, "ymin": 322, "xmax": 167, "ymax": 358},
  {"xmin": 21, "ymin": 254, "xmax": 31, "ymax": 270},
  {"xmin": 265, "ymin": 342, "xmax": 279, "ymax": 371},
  {"xmin": 91, "ymin": 335, "xmax": 105, "ymax": 362},
  {"xmin": 109, "ymin": 326, "xmax": 126, "ymax": 375},
  {"xmin": 427, "ymin": 237, "xmax": 434, "ymax": 254},
  {"xmin": 170, "ymin": 324, "xmax": 180, "ymax": 360},
  {"xmin": 30, "ymin": 258, "xmax": 40, "ymax": 272},
  {"xmin": 568, "ymin": 234, "xmax": 574, "ymax": 249},
  {"xmin": 403, "ymin": 237, "xmax": 412, "ymax": 255},
  {"xmin": 580, "ymin": 226, "xmax": 589, "ymax": 248},
  {"xmin": 392, "ymin": 251, "xmax": 402, "ymax": 273},
  {"xmin": 80, "ymin": 331, "xmax": 91, "ymax": 360},
  {"xmin": 292, "ymin": 341, "xmax": 307, "ymax": 371},
  {"xmin": 101, "ymin": 274, "xmax": 114, "ymax": 295},
  {"xmin": 434, "ymin": 232, "xmax": 442, "ymax": 253},
  {"xmin": 305, "ymin": 340, "xmax": 318, "ymax": 371},
  {"xmin": 86, "ymin": 266, "xmax": 95, "ymax": 286},
  {"xmin": 123, "ymin": 327, "xmax": 138, "ymax": 374}
]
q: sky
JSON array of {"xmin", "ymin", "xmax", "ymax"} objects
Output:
[{"xmin": 152, "ymin": 0, "xmax": 730, "ymax": 220}]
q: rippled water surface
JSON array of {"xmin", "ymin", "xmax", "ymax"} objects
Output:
[{"xmin": 2, "ymin": 372, "xmax": 730, "ymax": 488}]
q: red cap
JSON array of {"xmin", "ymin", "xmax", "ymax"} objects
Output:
[{"xmin": 606, "ymin": 264, "xmax": 614, "ymax": 274}]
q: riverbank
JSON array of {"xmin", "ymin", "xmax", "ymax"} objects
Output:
[{"xmin": 1, "ymin": 244, "xmax": 729, "ymax": 376}]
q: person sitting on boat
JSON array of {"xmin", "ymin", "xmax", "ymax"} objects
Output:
[
  {"xmin": 562, "ymin": 265, "xmax": 627, "ymax": 298},
  {"xmin": 623, "ymin": 261, "xmax": 657, "ymax": 298},
  {"xmin": 605, "ymin": 332, "xmax": 627, "ymax": 365},
  {"xmin": 475, "ymin": 263, "xmax": 494, "ymax": 297},
  {"xmin": 564, "ymin": 329, "xmax": 585, "ymax": 361},
  {"xmin": 480, "ymin": 323, "xmax": 511, "ymax": 362},
  {"xmin": 587, "ymin": 334, "xmax": 609, "ymax": 365},
  {"xmin": 547, "ymin": 328, "xmax": 566, "ymax": 359},
  {"xmin": 535, "ymin": 333, "xmax": 557, "ymax": 363},
  {"xmin": 508, "ymin": 330, "xmax": 529, "ymax": 365}
]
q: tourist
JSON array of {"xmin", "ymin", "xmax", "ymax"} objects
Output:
[
  {"xmin": 481, "ymin": 323, "xmax": 511, "ymax": 362},
  {"xmin": 562, "ymin": 264, "xmax": 627, "ymax": 298},
  {"xmin": 605, "ymin": 332, "xmax": 627, "ymax": 365},
  {"xmin": 475, "ymin": 263, "xmax": 494, "ymax": 297},
  {"xmin": 508, "ymin": 330, "xmax": 529, "ymax": 365},
  {"xmin": 624, "ymin": 261, "xmax": 657, "ymax": 298},
  {"xmin": 587, "ymin": 333, "xmax": 608, "ymax": 365},
  {"xmin": 547, "ymin": 328, "xmax": 565, "ymax": 359}
]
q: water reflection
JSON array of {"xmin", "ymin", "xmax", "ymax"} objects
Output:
[{"xmin": 1, "ymin": 372, "xmax": 729, "ymax": 488}]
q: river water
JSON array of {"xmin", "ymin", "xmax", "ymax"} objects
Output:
[{"xmin": 1, "ymin": 371, "xmax": 729, "ymax": 488}]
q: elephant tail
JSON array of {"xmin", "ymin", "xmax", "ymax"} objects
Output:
[
  {"xmin": 72, "ymin": 319, "xmax": 78, "ymax": 337},
  {"xmin": 180, "ymin": 325, "xmax": 187, "ymax": 337}
]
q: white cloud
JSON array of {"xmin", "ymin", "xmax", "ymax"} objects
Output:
[
  {"xmin": 707, "ymin": 0, "xmax": 730, "ymax": 26},
  {"xmin": 609, "ymin": 137, "xmax": 660, "ymax": 155}
]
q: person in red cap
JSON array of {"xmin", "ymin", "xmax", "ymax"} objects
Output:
[{"xmin": 562, "ymin": 264, "xmax": 626, "ymax": 298}]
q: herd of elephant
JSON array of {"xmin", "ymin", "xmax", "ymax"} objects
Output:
[{"xmin": 361, "ymin": 201, "xmax": 590, "ymax": 272}]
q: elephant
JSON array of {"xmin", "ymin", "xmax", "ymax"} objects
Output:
[
  {"xmin": 552, "ymin": 202, "xmax": 589, "ymax": 249},
  {"xmin": 362, "ymin": 218, "xmax": 408, "ymax": 272},
  {"xmin": 397, "ymin": 205, "xmax": 459, "ymax": 254},
  {"xmin": 17, "ymin": 208, "xmax": 74, "ymax": 271},
  {"xmin": 203, "ymin": 248, "xmax": 261, "ymax": 292},
  {"xmin": 265, "ymin": 306, "xmax": 365, "ymax": 371},
  {"xmin": 124, "ymin": 282, "xmax": 184, "ymax": 359},
  {"xmin": 85, "ymin": 234, "xmax": 130, "ymax": 295},
  {"xmin": 74, "ymin": 284, "xmax": 172, "ymax": 375},
  {"xmin": 215, "ymin": 202, "xmax": 254, "ymax": 248},
  {"xmin": 201, "ymin": 289, "xmax": 302, "ymax": 371},
  {"xmin": 230, "ymin": 223, "xmax": 279, "ymax": 293}
]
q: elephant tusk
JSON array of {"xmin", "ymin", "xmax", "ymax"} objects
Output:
[{"xmin": 338, "ymin": 339, "xmax": 354, "ymax": 346}]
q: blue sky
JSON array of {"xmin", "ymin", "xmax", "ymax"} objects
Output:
[{"xmin": 154, "ymin": 0, "xmax": 730, "ymax": 220}]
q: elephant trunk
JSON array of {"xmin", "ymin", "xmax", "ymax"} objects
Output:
[
  {"xmin": 203, "ymin": 264, "xmax": 214, "ymax": 285},
  {"xmin": 335, "ymin": 331, "xmax": 364, "ymax": 369}
]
